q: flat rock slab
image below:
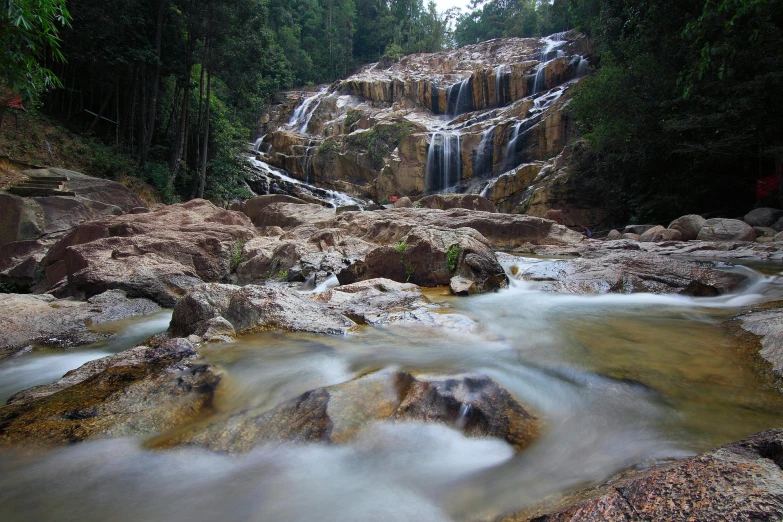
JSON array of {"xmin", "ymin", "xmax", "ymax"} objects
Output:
[{"xmin": 0, "ymin": 290, "xmax": 161, "ymax": 360}]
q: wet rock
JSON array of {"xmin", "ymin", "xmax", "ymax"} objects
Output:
[
  {"xmin": 164, "ymin": 372, "xmax": 539, "ymax": 453},
  {"xmin": 169, "ymin": 283, "xmax": 355, "ymax": 338},
  {"xmin": 697, "ymin": 218, "xmax": 756, "ymax": 242},
  {"xmin": 504, "ymin": 429, "xmax": 783, "ymax": 522},
  {"xmin": 0, "ymin": 338, "xmax": 221, "ymax": 445},
  {"xmin": 519, "ymin": 251, "xmax": 746, "ymax": 295},
  {"xmin": 417, "ymin": 194, "xmax": 498, "ymax": 213},
  {"xmin": 451, "ymin": 276, "xmax": 478, "ymax": 296},
  {"xmin": 733, "ymin": 306, "xmax": 783, "ymax": 377},
  {"xmin": 335, "ymin": 204, "xmax": 361, "ymax": 214},
  {"xmin": 39, "ymin": 199, "xmax": 255, "ymax": 306},
  {"xmin": 744, "ymin": 207, "xmax": 783, "ymax": 228},
  {"xmin": 669, "ymin": 214, "xmax": 706, "ymax": 241},
  {"xmin": 606, "ymin": 229, "xmax": 622, "ymax": 240},
  {"xmin": 0, "ymin": 290, "xmax": 161, "ymax": 360}
]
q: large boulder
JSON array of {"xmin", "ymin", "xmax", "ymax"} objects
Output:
[
  {"xmin": 242, "ymin": 195, "xmax": 307, "ymax": 226},
  {"xmin": 744, "ymin": 207, "xmax": 783, "ymax": 228},
  {"xmin": 697, "ymin": 218, "xmax": 756, "ymax": 242},
  {"xmin": 0, "ymin": 169, "xmax": 146, "ymax": 246},
  {"xmin": 504, "ymin": 429, "xmax": 783, "ymax": 521},
  {"xmin": 169, "ymin": 283, "xmax": 355, "ymax": 338},
  {"xmin": 668, "ymin": 214, "xmax": 706, "ymax": 241},
  {"xmin": 0, "ymin": 290, "xmax": 161, "ymax": 360},
  {"xmin": 339, "ymin": 226, "xmax": 507, "ymax": 293},
  {"xmin": 160, "ymin": 371, "xmax": 539, "ymax": 453},
  {"xmin": 0, "ymin": 338, "xmax": 221, "ymax": 445},
  {"xmin": 416, "ymin": 194, "xmax": 498, "ymax": 213},
  {"xmin": 39, "ymin": 199, "xmax": 255, "ymax": 306},
  {"xmin": 518, "ymin": 251, "xmax": 746, "ymax": 295}
]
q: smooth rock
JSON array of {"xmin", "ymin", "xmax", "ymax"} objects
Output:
[
  {"xmin": 0, "ymin": 338, "xmax": 221, "ymax": 445},
  {"xmin": 697, "ymin": 218, "xmax": 756, "ymax": 242},
  {"xmin": 0, "ymin": 290, "xmax": 161, "ymax": 360},
  {"xmin": 744, "ymin": 207, "xmax": 783, "ymax": 228},
  {"xmin": 162, "ymin": 372, "xmax": 539, "ymax": 453},
  {"xmin": 668, "ymin": 214, "xmax": 706, "ymax": 241}
]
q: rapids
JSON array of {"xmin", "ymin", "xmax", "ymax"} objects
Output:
[{"xmin": 2, "ymin": 260, "xmax": 783, "ymax": 521}]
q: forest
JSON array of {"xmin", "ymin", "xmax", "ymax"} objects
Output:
[{"xmin": 2, "ymin": 0, "xmax": 782, "ymax": 222}]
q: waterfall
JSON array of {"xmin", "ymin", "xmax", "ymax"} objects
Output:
[
  {"xmin": 575, "ymin": 55, "xmax": 589, "ymax": 78},
  {"xmin": 532, "ymin": 32, "xmax": 568, "ymax": 95},
  {"xmin": 425, "ymin": 132, "xmax": 462, "ymax": 192},
  {"xmin": 446, "ymin": 78, "xmax": 472, "ymax": 116},
  {"xmin": 495, "ymin": 65, "xmax": 509, "ymax": 107},
  {"xmin": 474, "ymin": 127, "xmax": 495, "ymax": 178},
  {"xmin": 289, "ymin": 88, "xmax": 327, "ymax": 134},
  {"xmin": 503, "ymin": 117, "xmax": 537, "ymax": 171}
]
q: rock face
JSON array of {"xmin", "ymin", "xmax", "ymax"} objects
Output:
[
  {"xmin": 697, "ymin": 218, "xmax": 756, "ymax": 242},
  {"xmin": 39, "ymin": 199, "xmax": 255, "ymax": 306},
  {"xmin": 252, "ymin": 33, "xmax": 594, "ymax": 220},
  {"xmin": 0, "ymin": 338, "xmax": 221, "ymax": 445},
  {"xmin": 0, "ymin": 290, "xmax": 161, "ymax": 360},
  {"xmin": 0, "ymin": 169, "xmax": 146, "ymax": 246},
  {"xmin": 504, "ymin": 429, "xmax": 783, "ymax": 522},
  {"xmin": 162, "ymin": 371, "xmax": 539, "ymax": 453},
  {"xmin": 517, "ymin": 251, "xmax": 746, "ymax": 294}
]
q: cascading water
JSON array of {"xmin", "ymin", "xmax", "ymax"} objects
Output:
[
  {"xmin": 289, "ymin": 88, "xmax": 327, "ymax": 134},
  {"xmin": 446, "ymin": 78, "xmax": 473, "ymax": 116},
  {"xmin": 532, "ymin": 32, "xmax": 568, "ymax": 95},
  {"xmin": 425, "ymin": 132, "xmax": 462, "ymax": 192},
  {"xmin": 474, "ymin": 127, "xmax": 495, "ymax": 178}
]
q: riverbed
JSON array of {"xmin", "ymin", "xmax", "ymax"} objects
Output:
[{"xmin": 1, "ymin": 259, "xmax": 782, "ymax": 521}]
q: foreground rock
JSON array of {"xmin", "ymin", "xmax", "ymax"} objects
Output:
[
  {"xmin": 39, "ymin": 199, "xmax": 255, "ymax": 306},
  {"xmin": 500, "ymin": 429, "xmax": 783, "ymax": 521},
  {"xmin": 731, "ymin": 304, "xmax": 783, "ymax": 378},
  {"xmin": 0, "ymin": 290, "xmax": 161, "ymax": 360},
  {"xmin": 516, "ymin": 251, "xmax": 746, "ymax": 294},
  {"xmin": 170, "ymin": 279, "xmax": 475, "ymax": 338},
  {"xmin": 0, "ymin": 338, "xmax": 221, "ymax": 445},
  {"xmin": 161, "ymin": 371, "xmax": 538, "ymax": 453}
]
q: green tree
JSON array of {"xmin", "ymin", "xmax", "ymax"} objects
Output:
[{"xmin": 0, "ymin": 0, "xmax": 71, "ymax": 101}]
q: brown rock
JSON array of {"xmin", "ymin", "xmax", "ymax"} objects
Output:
[
  {"xmin": 162, "ymin": 372, "xmax": 539, "ymax": 453},
  {"xmin": 504, "ymin": 429, "xmax": 783, "ymax": 522},
  {"xmin": 669, "ymin": 214, "xmax": 707, "ymax": 241},
  {"xmin": 0, "ymin": 338, "xmax": 221, "ymax": 445}
]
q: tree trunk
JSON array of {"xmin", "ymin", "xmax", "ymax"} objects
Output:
[
  {"xmin": 138, "ymin": 0, "xmax": 167, "ymax": 167},
  {"xmin": 198, "ymin": 69, "xmax": 211, "ymax": 199}
]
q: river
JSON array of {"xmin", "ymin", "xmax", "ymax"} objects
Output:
[{"xmin": 1, "ymin": 258, "xmax": 782, "ymax": 521}]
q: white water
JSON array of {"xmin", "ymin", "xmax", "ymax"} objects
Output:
[
  {"xmin": 0, "ymin": 310, "xmax": 172, "ymax": 405},
  {"xmin": 288, "ymin": 88, "xmax": 328, "ymax": 134},
  {"xmin": 532, "ymin": 32, "xmax": 568, "ymax": 95},
  {"xmin": 2, "ymin": 262, "xmax": 783, "ymax": 521}
]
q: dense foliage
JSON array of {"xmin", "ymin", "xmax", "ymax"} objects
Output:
[{"xmin": 568, "ymin": 0, "xmax": 783, "ymax": 223}]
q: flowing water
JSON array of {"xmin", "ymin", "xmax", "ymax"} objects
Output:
[{"xmin": 2, "ymin": 261, "xmax": 783, "ymax": 521}]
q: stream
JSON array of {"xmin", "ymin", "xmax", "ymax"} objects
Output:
[{"xmin": 2, "ymin": 259, "xmax": 783, "ymax": 521}]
